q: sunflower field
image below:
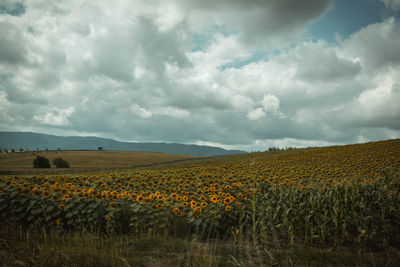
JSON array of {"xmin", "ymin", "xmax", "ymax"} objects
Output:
[{"xmin": 1, "ymin": 139, "xmax": 399, "ymax": 250}]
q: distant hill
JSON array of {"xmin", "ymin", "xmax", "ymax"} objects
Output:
[{"xmin": 0, "ymin": 132, "xmax": 246, "ymax": 157}]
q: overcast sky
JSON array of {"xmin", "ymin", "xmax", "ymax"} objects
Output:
[{"xmin": 1, "ymin": 0, "xmax": 399, "ymax": 151}]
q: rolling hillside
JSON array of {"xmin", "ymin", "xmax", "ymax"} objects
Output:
[{"xmin": 0, "ymin": 131, "xmax": 246, "ymax": 156}]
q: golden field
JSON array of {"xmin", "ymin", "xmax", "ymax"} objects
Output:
[
  {"xmin": 0, "ymin": 139, "xmax": 399, "ymax": 266},
  {"xmin": 0, "ymin": 150, "xmax": 199, "ymax": 173}
]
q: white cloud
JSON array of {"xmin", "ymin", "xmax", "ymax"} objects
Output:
[
  {"xmin": 247, "ymin": 108, "xmax": 266, "ymax": 120},
  {"xmin": 187, "ymin": 34, "xmax": 251, "ymax": 71},
  {"xmin": 153, "ymin": 3, "xmax": 184, "ymax": 32},
  {"xmin": 153, "ymin": 106, "xmax": 191, "ymax": 118},
  {"xmin": 0, "ymin": 91, "xmax": 11, "ymax": 123},
  {"xmin": 34, "ymin": 107, "xmax": 75, "ymax": 126},
  {"xmin": 130, "ymin": 103, "xmax": 152, "ymax": 118},
  {"xmin": 261, "ymin": 94, "xmax": 280, "ymax": 114},
  {"xmin": 339, "ymin": 72, "xmax": 400, "ymax": 129},
  {"xmin": 342, "ymin": 17, "xmax": 400, "ymax": 71}
]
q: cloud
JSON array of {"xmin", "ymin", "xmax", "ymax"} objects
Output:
[
  {"xmin": 34, "ymin": 107, "xmax": 75, "ymax": 126},
  {"xmin": 0, "ymin": 91, "xmax": 11, "ymax": 124},
  {"xmin": 342, "ymin": 17, "xmax": 400, "ymax": 71},
  {"xmin": 337, "ymin": 72, "xmax": 400, "ymax": 130},
  {"xmin": 180, "ymin": 0, "xmax": 332, "ymax": 47},
  {"xmin": 293, "ymin": 41, "xmax": 361, "ymax": 83},
  {"xmin": 130, "ymin": 103, "xmax": 153, "ymax": 119},
  {"xmin": 381, "ymin": 0, "xmax": 400, "ymax": 11},
  {"xmin": 0, "ymin": 21, "xmax": 27, "ymax": 65},
  {"xmin": 153, "ymin": 106, "xmax": 191, "ymax": 119},
  {"xmin": 0, "ymin": 0, "xmax": 25, "ymax": 16},
  {"xmin": 261, "ymin": 94, "xmax": 281, "ymax": 114},
  {"xmin": 247, "ymin": 108, "xmax": 266, "ymax": 120},
  {"xmin": 0, "ymin": 0, "xmax": 399, "ymax": 151}
]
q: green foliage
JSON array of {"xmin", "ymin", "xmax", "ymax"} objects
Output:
[
  {"xmin": 53, "ymin": 157, "xmax": 70, "ymax": 168},
  {"xmin": 1, "ymin": 173, "xmax": 399, "ymax": 251},
  {"xmin": 33, "ymin": 155, "xmax": 50, "ymax": 168}
]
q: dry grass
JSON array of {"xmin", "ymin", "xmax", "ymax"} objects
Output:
[
  {"xmin": 0, "ymin": 150, "xmax": 199, "ymax": 173},
  {"xmin": 1, "ymin": 224, "xmax": 399, "ymax": 267}
]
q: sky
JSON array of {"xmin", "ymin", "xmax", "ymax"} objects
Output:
[{"xmin": 0, "ymin": 0, "xmax": 399, "ymax": 152}]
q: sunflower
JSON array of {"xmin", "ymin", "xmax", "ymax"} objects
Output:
[
  {"xmin": 224, "ymin": 196, "xmax": 233, "ymax": 205},
  {"xmin": 137, "ymin": 195, "xmax": 144, "ymax": 202},
  {"xmin": 210, "ymin": 195, "xmax": 218, "ymax": 203},
  {"xmin": 190, "ymin": 200, "xmax": 197, "ymax": 208},
  {"xmin": 201, "ymin": 202, "xmax": 208, "ymax": 208},
  {"xmin": 173, "ymin": 207, "xmax": 180, "ymax": 214},
  {"xmin": 105, "ymin": 215, "xmax": 111, "ymax": 221},
  {"xmin": 58, "ymin": 204, "xmax": 65, "ymax": 210},
  {"xmin": 225, "ymin": 205, "xmax": 232, "ymax": 212},
  {"xmin": 193, "ymin": 207, "xmax": 202, "ymax": 216}
]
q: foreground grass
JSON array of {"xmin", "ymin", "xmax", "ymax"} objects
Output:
[{"xmin": 1, "ymin": 224, "xmax": 400, "ymax": 267}]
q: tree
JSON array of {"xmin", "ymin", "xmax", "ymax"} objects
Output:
[
  {"xmin": 53, "ymin": 157, "xmax": 70, "ymax": 168},
  {"xmin": 33, "ymin": 156, "xmax": 51, "ymax": 168}
]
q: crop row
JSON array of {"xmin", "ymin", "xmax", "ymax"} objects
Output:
[{"xmin": 1, "ymin": 139, "xmax": 399, "ymax": 250}]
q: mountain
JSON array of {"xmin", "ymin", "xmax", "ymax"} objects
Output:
[{"xmin": 0, "ymin": 132, "xmax": 246, "ymax": 157}]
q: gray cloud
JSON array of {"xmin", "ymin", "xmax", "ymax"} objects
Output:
[
  {"xmin": 0, "ymin": 22, "xmax": 27, "ymax": 65},
  {"xmin": 0, "ymin": 0, "xmax": 25, "ymax": 16},
  {"xmin": 0, "ymin": 0, "xmax": 399, "ymax": 151},
  {"xmin": 180, "ymin": 0, "xmax": 332, "ymax": 47},
  {"xmin": 294, "ymin": 41, "xmax": 361, "ymax": 82},
  {"xmin": 381, "ymin": 0, "xmax": 400, "ymax": 11}
]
